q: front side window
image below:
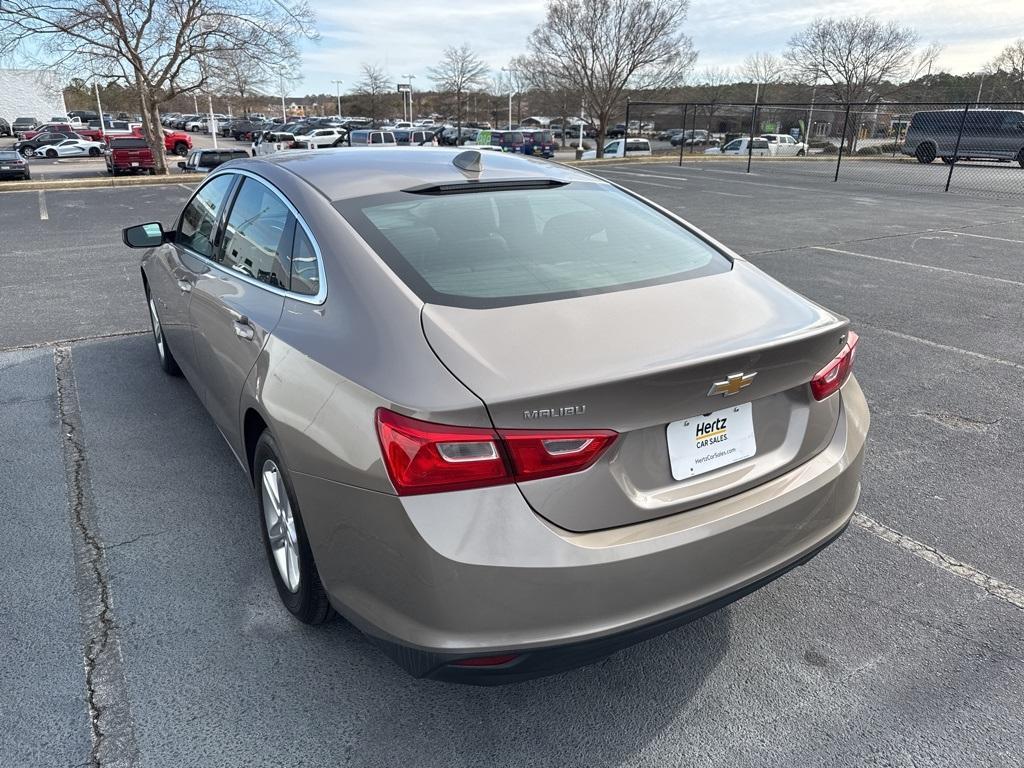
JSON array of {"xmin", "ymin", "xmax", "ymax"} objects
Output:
[
  {"xmin": 177, "ymin": 174, "xmax": 235, "ymax": 258},
  {"xmin": 218, "ymin": 178, "xmax": 292, "ymax": 288},
  {"xmin": 723, "ymin": 139, "xmax": 741, "ymax": 151},
  {"xmin": 338, "ymin": 183, "xmax": 730, "ymax": 308}
]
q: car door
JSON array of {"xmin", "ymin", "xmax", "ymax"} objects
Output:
[
  {"xmin": 152, "ymin": 173, "xmax": 237, "ymax": 381},
  {"xmin": 188, "ymin": 174, "xmax": 291, "ymax": 453},
  {"xmin": 62, "ymin": 140, "xmax": 84, "ymax": 157}
]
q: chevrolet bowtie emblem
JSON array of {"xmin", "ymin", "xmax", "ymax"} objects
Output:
[{"xmin": 708, "ymin": 372, "xmax": 757, "ymax": 397}]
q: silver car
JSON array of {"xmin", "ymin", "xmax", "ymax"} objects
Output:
[{"xmin": 124, "ymin": 148, "xmax": 869, "ymax": 683}]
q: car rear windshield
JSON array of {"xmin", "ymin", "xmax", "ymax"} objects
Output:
[
  {"xmin": 336, "ymin": 182, "xmax": 730, "ymax": 308},
  {"xmin": 0, "ymin": 151, "xmax": 21, "ymax": 160},
  {"xmin": 110, "ymin": 138, "xmax": 149, "ymax": 148}
]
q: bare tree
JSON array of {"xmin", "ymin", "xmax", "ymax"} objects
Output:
[
  {"xmin": 0, "ymin": 0, "xmax": 315, "ymax": 173},
  {"xmin": 786, "ymin": 17, "xmax": 919, "ymax": 105},
  {"xmin": 356, "ymin": 63, "xmax": 391, "ymax": 123},
  {"xmin": 695, "ymin": 66, "xmax": 732, "ymax": 138},
  {"xmin": 987, "ymin": 39, "xmax": 1024, "ymax": 103},
  {"xmin": 529, "ymin": 0, "xmax": 696, "ymax": 157},
  {"xmin": 428, "ymin": 44, "xmax": 489, "ymax": 135},
  {"xmin": 740, "ymin": 52, "xmax": 783, "ymax": 101},
  {"xmin": 512, "ymin": 54, "xmax": 582, "ymax": 147},
  {"xmin": 214, "ymin": 50, "xmax": 270, "ymax": 116}
]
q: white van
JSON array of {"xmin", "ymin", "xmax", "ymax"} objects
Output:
[
  {"xmin": 348, "ymin": 129, "xmax": 397, "ymax": 147},
  {"xmin": 705, "ymin": 137, "xmax": 773, "ymax": 156},
  {"xmin": 581, "ymin": 137, "xmax": 652, "ymax": 160}
]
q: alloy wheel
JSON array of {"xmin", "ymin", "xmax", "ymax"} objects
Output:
[{"xmin": 261, "ymin": 460, "xmax": 301, "ymax": 593}]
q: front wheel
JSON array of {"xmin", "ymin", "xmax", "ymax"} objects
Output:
[
  {"xmin": 254, "ymin": 432, "xmax": 333, "ymax": 625},
  {"xmin": 173, "ymin": 142, "xmax": 188, "ymax": 156},
  {"xmin": 147, "ymin": 295, "xmax": 181, "ymax": 375},
  {"xmin": 797, "ymin": 149, "xmax": 806, "ymax": 157},
  {"xmin": 45, "ymin": 149, "xmax": 58, "ymax": 158}
]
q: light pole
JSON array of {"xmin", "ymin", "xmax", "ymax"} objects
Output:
[
  {"xmin": 280, "ymin": 75, "xmax": 287, "ymax": 122},
  {"xmin": 501, "ymin": 67, "xmax": 515, "ymax": 129},
  {"xmin": 94, "ymin": 81, "xmax": 105, "ymax": 139},
  {"xmin": 402, "ymin": 74, "xmax": 416, "ymax": 122},
  {"xmin": 331, "ymin": 80, "xmax": 343, "ymax": 118}
]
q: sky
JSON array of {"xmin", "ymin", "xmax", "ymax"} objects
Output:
[{"xmin": 299, "ymin": 0, "xmax": 1024, "ymax": 95}]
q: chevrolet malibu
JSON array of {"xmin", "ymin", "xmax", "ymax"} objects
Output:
[{"xmin": 124, "ymin": 148, "xmax": 869, "ymax": 683}]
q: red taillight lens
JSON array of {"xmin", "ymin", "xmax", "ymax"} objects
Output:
[
  {"xmin": 810, "ymin": 331, "xmax": 859, "ymax": 401},
  {"xmin": 375, "ymin": 409, "xmax": 617, "ymax": 495},
  {"xmin": 375, "ymin": 409, "xmax": 509, "ymax": 495},
  {"xmin": 498, "ymin": 429, "xmax": 618, "ymax": 482},
  {"xmin": 452, "ymin": 654, "xmax": 519, "ymax": 667}
]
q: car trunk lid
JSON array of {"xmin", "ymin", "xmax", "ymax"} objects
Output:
[{"xmin": 422, "ymin": 261, "xmax": 849, "ymax": 531}]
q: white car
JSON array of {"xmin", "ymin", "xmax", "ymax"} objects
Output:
[
  {"xmin": 581, "ymin": 137, "xmax": 652, "ymax": 160},
  {"xmin": 293, "ymin": 128, "xmax": 346, "ymax": 149},
  {"xmin": 184, "ymin": 117, "xmax": 207, "ymax": 132},
  {"xmin": 760, "ymin": 133, "xmax": 807, "ymax": 156},
  {"xmin": 38, "ymin": 138, "xmax": 106, "ymax": 158},
  {"xmin": 705, "ymin": 137, "xmax": 773, "ymax": 156}
]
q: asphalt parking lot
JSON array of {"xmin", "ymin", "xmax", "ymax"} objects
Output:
[{"xmin": 1, "ymin": 166, "xmax": 1022, "ymax": 767}]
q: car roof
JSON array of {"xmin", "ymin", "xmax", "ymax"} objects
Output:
[{"xmin": 243, "ymin": 146, "xmax": 584, "ymax": 201}]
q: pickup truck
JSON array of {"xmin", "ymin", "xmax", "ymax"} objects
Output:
[
  {"xmin": 126, "ymin": 126, "xmax": 192, "ymax": 156},
  {"xmin": 105, "ymin": 137, "xmax": 155, "ymax": 175}
]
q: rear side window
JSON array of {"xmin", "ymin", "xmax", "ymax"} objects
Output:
[
  {"xmin": 177, "ymin": 174, "xmax": 235, "ymax": 258},
  {"xmin": 337, "ymin": 183, "xmax": 730, "ymax": 308},
  {"xmin": 290, "ymin": 226, "xmax": 321, "ymax": 296},
  {"xmin": 218, "ymin": 178, "xmax": 292, "ymax": 288}
]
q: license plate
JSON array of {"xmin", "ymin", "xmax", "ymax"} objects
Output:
[
  {"xmin": 666, "ymin": 403, "xmax": 756, "ymax": 480},
  {"xmin": 131, "ymin": 161, "xmax": 139, "ymax": 166}
]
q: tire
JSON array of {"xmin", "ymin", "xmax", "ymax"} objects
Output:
[
  {"xmin": 173, "ymin": 142, "xmax": 188, "ymax": 156},
  {"xmin": 146, "ymin": 293, "xmax": 181, "ymax": 375},
  {"xmin": 797, "ymin": 149, "xmax": 806, "ymax": 157},
  {"xmin": 941, "ymin": 156, "xmax": 955, "ymax": 165},
  {"xmin": 253, "ymin": 431, "xmax": 333, "ymax": 625},
  {"xmin": 20, "ymin": 147, "xmax": 34, "ymax": 158},
  {"xmin": 45, "ymin": 148, "xmax": 58, "ymax": 158},
  {"xmin": 88, "ymin": 147, "xmax": 101, "ymax": 157},
  {"xmin": 914, "ymin": 143, "xmax": 936, "ymax": 164}
]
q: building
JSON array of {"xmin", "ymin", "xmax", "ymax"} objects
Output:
[{"xmin": 0, "ymin": 69, "xmax": 68, "ymax": 126}]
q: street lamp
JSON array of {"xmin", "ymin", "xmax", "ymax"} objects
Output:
[
  {"xmin": 402, "ymin": 74, "xmax": 416, "ymax": 122},
  {"xmin": 501, "ymin": 67, "xmax": 515, "ymax": 129},
  {"xmin": 331, "ymin": 80, "xmax": 343, "ymax": 118}
]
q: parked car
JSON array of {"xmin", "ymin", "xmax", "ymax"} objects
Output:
[
  {"xmin": 231, "ymin": 120, "xmax": 269, "ymax": 141},
  {"xmin": 347, "ymin": 129, "xmax": 397, "ymax": 146},
  {"xmin": 14, "ymin": 132, "xmax": 80, "ymax": 157},
  {"xmin": 659, "ymin": 128, "xmax": 685, "ymax": 142},
  {"xmin": 487, "ymin": 130, "xmax": 525, "ymax": 152},
  {"xmin": 901, "ymin": 109, "xmax": 1024, "ymax": 165},
  {"xmin": 582, "ymin": 137, "xmax": 652, "ymax": 159},
  {"xmin": 0, "ymin": 118, "xmax": 10, "ymax": 137},
  {"xmin": 294, "ymin": 128, "xmax": 347, "ymax": 149},
  {"xmin": 254, "ymin": 131, "xmax": 297, "ymax": 156},
  {"xmin": 178, "ymin": 147, "xmax": 251, "ymax": 172},
  {"xmin": 760, "ymin": 134, "xmax": 807, "ymax": 156},
  {"xmin": 124, "ymin": 147, "xmax": 868, "ymax": 683},
  {"xmin": 12, "ymin": 117, "xmax": 38, "ymax": 135},
  {"xmin": 105, "ymin": 136, "xmax": 155, "ymax": 175},
  {"xmin": 0, "ymin": 150, "xmax": 30, "ymax": 180},
  {"xmin": 37, "ymin": 138, "xmax": 107, "ymax": 158},
  {"xmin": 606, "ymin": 123, "xmax": 628, "ymax": 138},
  {"xmin": 18, "ymin": 122, "xmax": 76, "ymax": 140},
  {"xmin": 521, "ymin": 129, "xmax": 556, "ymax": 158},
  {"xmin": 394, "ymin": 129, "xmax": 434, "ymax": 146},
  {"xmin": 705, "ymin": 137, "xmax": 773, "ymax": 156},
  {"xmin": 671, "ymin": 130, "xmax": 716, "ymax": 147}
]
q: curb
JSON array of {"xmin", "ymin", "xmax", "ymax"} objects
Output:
[{"xmin": 0, "ymin": 174, "xmax": 190, "ymax": 193}]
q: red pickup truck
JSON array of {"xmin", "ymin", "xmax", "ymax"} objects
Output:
[
  {"xmin": 130, "ymin": 126, "xmax": 192, "ymax": 156},
  {"xmin": 105, "ymin": 137, "xmax": 156, "ymax": 175}
]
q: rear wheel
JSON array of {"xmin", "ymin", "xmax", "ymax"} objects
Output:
[
  {"xmin": 146, "ymin": 294, "xmax": 181, "ymax": 375},
  {"xmin": 254, "ymin": 432, "xmax": 333, "ymax": 625},
  {"xmin": 941, "ymin": 156, "xmax": 955, "ymax": 165},
  {"xmin": 20, "ymin": 147, "xmax": 34, "ymax": 158},
  {"xmin": 88, "ymin": 147, "xmax": 101, "ymax": 157},
  {"xmin": 915, "ymin": 143, "xmax": 936, "ymax": 164}
]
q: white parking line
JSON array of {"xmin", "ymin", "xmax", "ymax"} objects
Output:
[
  {"xmin": 860, "ymin": 324, "xmax": 1024, "ymax": 371},
  {"xmin": 937, "ymin": 230, "xmax": 1024, "ymax": 245},
  {"xmin": 811, "ymin": 246, "xmax": 1024, "ymax": 287},
  {"xmin": 38, "ymin": 190, "xmax": 48, "ymax": 220},
  {"xmin": 853, "ymin": 514, "xmax": 1024, "ymax": 611},
  {"xmin": 597, "ymin": 170, "xmax": 688, "ymax": 182}
]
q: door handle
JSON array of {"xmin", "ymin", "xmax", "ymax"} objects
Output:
[
  {"xmin": 232, "ymin": 318, "xmax": 255, "ymax": 341},
  {"xmin": 177, "ymin": 278, "xmax": 193, "ymax": 293}
]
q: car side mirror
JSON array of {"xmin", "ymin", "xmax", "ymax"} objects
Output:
[
  {"xmin": 177, "ymin": 161, "xmax": 186, "ymax": 169},
  {"xmin": 122, "ymin": 222, "xmax": 167, "ymax": 248}
]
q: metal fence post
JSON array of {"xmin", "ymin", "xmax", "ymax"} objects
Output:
[
  {"xmin": 690, "ymin": 105, "xmax": 697, "ymax": 155},
  {"xmin": 945, "ymin": 102, "xmax": 971, "ymax": 193},
  {"xmin": 834, "ymin": 104, "xmax": 851, "ymax": 182},
  {"xmin": 678, "ymin": 104, "xmax": 687, "ymax": 166},
  {"xmin": 624, "ymin": 98, "xmax": 630, "ymax": 141},
  {"xmin": 746, "ymin": 104, "xmax": 757, "ymax": 173}
]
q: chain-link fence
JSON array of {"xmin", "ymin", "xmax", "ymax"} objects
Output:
[{"xmin": 624, "ymin": 100, "xmax": 1024, "ymax": 197}]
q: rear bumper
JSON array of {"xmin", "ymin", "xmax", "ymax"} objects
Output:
[{"xmin": 294, "ymin": 376, "xmax": 869, "ymax": 682}]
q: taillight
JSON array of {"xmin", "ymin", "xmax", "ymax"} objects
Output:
[
  {"xmin": 498, "ymin": 429, "xmax": 618, "ymax": 482},
  {"xmin": 375, "ymin": 409, "xmax": 617, "ymax": 495},
  {"xmin": 810, "ymin": 331, "xmax": 859, "ymax": 401}
]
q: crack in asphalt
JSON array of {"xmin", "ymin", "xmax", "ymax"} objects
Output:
[
  {"xmin": 54, "ymin": 347, "xmax": 139, "ymax": 768},
  {"xmin": 2, "ymin": 330, "xmax": 149, "ymax": 354}
]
